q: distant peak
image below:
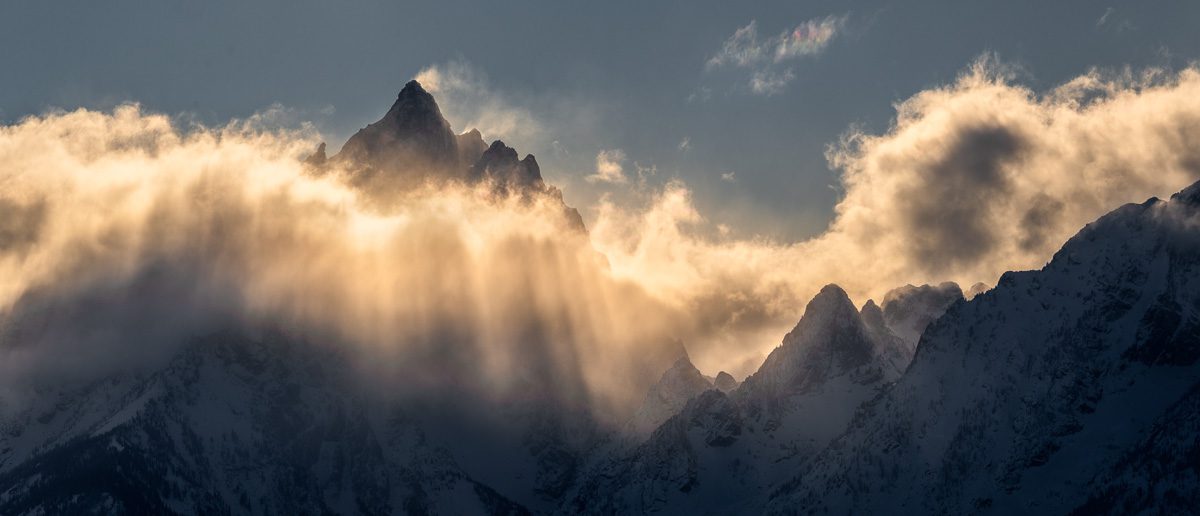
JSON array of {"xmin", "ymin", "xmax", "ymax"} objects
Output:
[
  {"xmin": 788, "ymin": 284, "xmax": 863, "ymax": 341},
  {"xmin": 714, "ymin": 371, "xmax": 738, "ymax": 392},
  {"xmin": 670, "ymin": 353, "xmax": 699, "ymax": 372},
  {"xmin": 818, "ymin": 283, "xmax": 850, "ymax": 297},
  {"xmin": 303, "ymin": 142, "xmax": 327, "ymax": 167},
  {"xmin": 330, "ymin": 78, "xmax": 458, "ymax": 178},
  {"xmin": 387, "ymin": 80, "xmax": 441, "ymax": 118},
  {"xmin": 400, "ymin": 79, "xmax": 428, "ymax": 97},
  {"xmin": 806, "ymin": 284, "xmax": 856, "ymax": 315},
  {"xmin": 860, "ymin": 298, "xmax": 884, "ymax": 319}
]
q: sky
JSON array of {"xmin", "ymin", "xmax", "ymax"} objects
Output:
[{"xmin": 5, "ymin": 0, "xmax": 1197, "ymax": 242}]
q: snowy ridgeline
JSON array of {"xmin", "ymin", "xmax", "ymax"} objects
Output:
[{"xmin": 566, "ymin": 182, "xmax": 1200, "ymax": 515}]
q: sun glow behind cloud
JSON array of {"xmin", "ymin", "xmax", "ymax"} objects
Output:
[
  {"xmin": 0, "ymin": 106, "xmax": 685, "ymax": 422},
  {"xmin": 2, "ymin": 58, "xmax": 1200, "ymax": 406}
]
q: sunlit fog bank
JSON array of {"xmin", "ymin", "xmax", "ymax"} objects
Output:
[
  {"xmin": 588, "ymin": 60, "xmax": 1200, "ymax": 373},
  {"xmin": 0, "ymin": 106, "xmax": 683, "ymax": 421},
  {"xmin": 2, "ymin": 59, "xmax": 1200, "ymax": 411}
]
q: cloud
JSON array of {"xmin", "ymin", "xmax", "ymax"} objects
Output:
[
  {"xmin": 414, "ymin": 60, "xmax": 543, "ymax": 147},
  {"xmin": 634, "ymin": 161, "xmax": 658, "ymax": 185},
  {"xmin": 721, "ymin": 171, "xmax": 737, "ymax": 183},
  {"xmin": 750, "ymin": 69, "xmax": 797, "ymax": 95},
  {"xmin": 686, "ymin": 87, "xmax": 713, "ymax": 103},
  {"xmin": 821, "ymin": 58, "xmax": 1200, "ymax": 283},
  {"xmin": 590, "ymin": 58, "xmax": 1200, "ymax": 374},
  {"xmin": 587, "ymin": 149, "xmax": 628, "ymax": 184},
  {"xmin": 706, "ymin": 21, "xmax": 767, "ymax": 70},
  {"xmin": 705, "ymin": 16, "xmax": 845, "ymax": 95},
  {"xmin": 4, "ymin": 56, "xmax": 1200, "ymax": 402},
  {"xmin": 773, "ymin": 16, "xmax": 845, "ymax": 61},
  {"xmin": 1096, "ymin": 7, "xmax": 1114, "ymax": 27},
  {"xmin": 0, "ymin": 107, "xmax": 683, "ymax": 422},
  {"xmin": 678, "ymin": 137, "xmax": 690, "ymax": 151}
]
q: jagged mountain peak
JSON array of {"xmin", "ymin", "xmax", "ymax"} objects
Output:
[
  {"xmin": 741, "ymin": 284, "xmax": 879, "ymax": 398},
  {"xmin": 386, "ymin": 79, "xmax": 444, "ymax": 123},
  {"xmin": 456, "ymin": 128, "xmax": 488, "ymax": 169},
  {"xmin": 321, "ymin": 81, "xmax": 587, "ymax": 235},
  {"xmin": 624, "ymin": 350, "xmax": 714, "ymax": 439},
  {"xmin": 798, "ymin": 284, "xmax": 860, "ymax": 328},
  {"xmin": 767, "ymin": 177, "xmax": 1200, "ymax": 515},
  {"xmin": 331, "ymin": 80, "xmax": 460, "ymax": 183},
  {"xmin": 859, "ymin": 299, "xmax": 886, "ymax": 332},
  {"xmin": 302, "ymin": 142, "xmax": 326, "ymax": 167},
  {"xmin": 470, "ymin": 139, "xmax": 544, "ymax": 188},
  {"xmin": 713, "ymin": 371, "xmax": 738, "ymax": 392},
  {"xmin": 399, "ymin": 78, "xmax": 428, "ymax": 96},
  {"xmin": 378, "ymin": 79, "xmax": 454, "ymax": 147},
  {"xmin": 794, "ymin": 284, "xmax": 864, "ymax": 340}
]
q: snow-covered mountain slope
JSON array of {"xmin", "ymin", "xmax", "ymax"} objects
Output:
[
  {"xmin": 0, "ymin": 329, "xmax": 527, "ymax": 515},
  {"xmin": 625, "ymin": 353, "xmax": 714, "ymax": 440},
  {"xmin": 564, "ymin": 285, "xmax": 915, "ymax": 515},
  {"xmin": 766, "ymin": 181, "xmax": 1200, "ymax": 514}
]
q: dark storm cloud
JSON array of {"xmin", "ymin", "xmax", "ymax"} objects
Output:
[
  {"xmin": 1018, "ymin": 194, "xmax": 1066, "ymax": 252},
  {"xmin": 591, "ymin": 61, "xmax": 1200, "ymax": 375},
  {"xmin": 903, "ymin": 124, "xmax": 1026, "ymax": 270},
  {"xmin": 823, "ymin": 60, "xmax": 1200, "ymax": 285}
]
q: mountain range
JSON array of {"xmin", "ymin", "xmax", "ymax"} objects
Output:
[{"xmin": 2, "ymin": 82, "xmax": 1198, "ymax": 515}]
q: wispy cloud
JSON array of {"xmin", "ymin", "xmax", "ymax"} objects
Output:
[
  {"xmin": 686, "ymin": 87, "xmax": 713, "ymax": 103},
  {"xmin": 705, "ymin": 15, "xmax": 846, "ymax": 95},
  {"xmin": 706, "ymin": 21, "xmax": 767, "ymax": 70},
  {"xmin": 414, "ymin": 60, "xmax": 543, "ymax": 145},
  {"xmin": 587, "ymin": 149, "xmax": 628, "ymax": 184},
  {"xmin": 773, "ymin": 16, "xmax": 844, "ymax": 61},
  {"xmin": 1094, "ymin": 7, "xmax": 1135, "ymax": 33},
  {"xmin": 678, "ymin": 137, "xmax": 690, "ymax": 151},
  {"xmin": 634, "ymin": 161, "xmax": 657, "ymax": 185},
  {"xmin": 720, "ymin": 171, "xmax": 737, "ymax": 183},
  {"xmin": 750, "ymin": 70, "xmax": 796, "ymax": 96}
]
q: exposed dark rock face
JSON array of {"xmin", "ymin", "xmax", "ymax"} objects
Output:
[
  {"xmin": 333, "ymin": 80, "xmax": 462, "ymax": 186},
  {"xmin": 457, "ymin": 128, "xmax": 488, "ymax": 170},
  {"xmin": 320, "ymin": 79, "xmax": 585, "ymax": 232},
  {"xmin": 713, "ymin": 371, "xmax": 738, "ymax": 392},
  {"xmin": 302, "ymin": 142, "xmax": 326, "ymax": 167},
  {"xmin": 470, "ymin": 140, "xmax": 544, "ymax": 191}
]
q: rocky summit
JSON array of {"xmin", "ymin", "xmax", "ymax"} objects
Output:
[{"xmin": 322, "ymin": 80, "xmax": 583, "ymax": 232}]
